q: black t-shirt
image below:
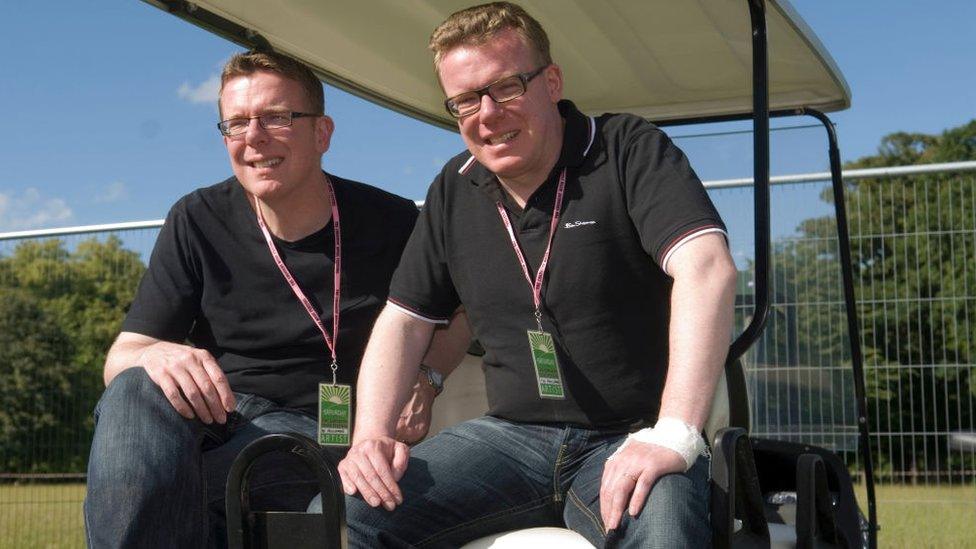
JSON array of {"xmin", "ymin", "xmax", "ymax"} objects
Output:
[
  {"xmin": 389, "ymin": 101, "xmax": 726, "ymax": 428},
  {"xmin": 123, "ymin": 174, "xmax": 418, "ymax": 416}
]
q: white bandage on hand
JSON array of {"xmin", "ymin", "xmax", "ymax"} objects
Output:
[{"xmin": 608, "ymin": 417, "xmax": 708, "ymax": 471}]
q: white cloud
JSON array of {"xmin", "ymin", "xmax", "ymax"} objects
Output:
[
  {"xmin": 177, "ymin": 73, "xmax": 221, "ymax": 105},
  {"xmin": 0, "ymin": 188, "xmax": 73, "ymax": 231},
  {"xmin": 93, "ymin": 181, "xmax": 128, "ymax": 204}
]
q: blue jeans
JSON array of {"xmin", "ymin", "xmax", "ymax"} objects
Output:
[
  {"xmin": 84, "ymin": 367, "xmax": 342, "ymax": 548},
  {"xmin": 343, "ymin": 416, "xmax": 710, "ymax": 548}
]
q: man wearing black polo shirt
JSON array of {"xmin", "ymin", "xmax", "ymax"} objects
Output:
[
  {"xmin": 83, "ymin": 51, "xmax": 466, "ymax": 548},
  {"xmin": 340, "ymin": 2, "xmax": 737, "ymax": 547}
]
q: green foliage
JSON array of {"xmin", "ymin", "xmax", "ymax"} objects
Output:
[
  {"xmin": 845, "ymin": 120, "xmax": 976, "ymax": 168},
  {"xmin": 0, "ymin": 288, "xmax": 76, "ymax": 472},
  {"xmin": 0, "ymin": 236, "xmax": 145, "ymax": 472}
]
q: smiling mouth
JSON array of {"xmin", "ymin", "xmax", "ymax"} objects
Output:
[
  {"xmin": 486, "ymin": 130, "xmax": 518, "ymax": 145},
  {"xmin": 251, "ymin": 158, "xmax": 283, "ymax": 169}
]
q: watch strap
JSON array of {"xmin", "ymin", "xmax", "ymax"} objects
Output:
[{"xmin": 419, "ymin": 364, "xmax": 444, "ymax": 396}]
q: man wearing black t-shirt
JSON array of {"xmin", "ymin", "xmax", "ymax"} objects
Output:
[
  {"xmin": 83, "ymin": 51, "xmax": 467, "ymax": 548},
  {"xmin": 340, "ymin": 3, "xmax": 737, "ymax": 548}
]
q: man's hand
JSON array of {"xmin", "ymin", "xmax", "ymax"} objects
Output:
[
  {"xmin": 138, "ymin": 340, "xmax": 235, "ymax": 424},
  {"xmin": 599, "ymin": 440, "xmax": 686, "ymax": 531},
  {"xmin": 394, "ymin": 373, "xmax": 438, "ymax": 444},
  {"xmin": 338, "ymin": 436, "xmax": 409, "ymax": 511}
]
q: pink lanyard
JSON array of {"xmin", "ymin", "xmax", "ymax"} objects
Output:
[
  {"xmin": 255, "ymin": 178, "xmax": 342, "ymax": 385},
  {"xmin": 495, "ymin": 168, "xmax": 567, "ymax": 330}
]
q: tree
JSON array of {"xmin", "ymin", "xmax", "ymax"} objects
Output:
[
  {"xmin": 0, "ymin": 236, "xmax": 145, "ymax": 472},
  {"xmin": 0, "ymin": 288, "xmax": 77, "ymax": 472}
]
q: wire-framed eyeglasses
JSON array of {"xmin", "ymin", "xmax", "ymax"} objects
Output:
[{"xmin": 217, "ymin": 111, "xmax": 319, "ymax": 137}]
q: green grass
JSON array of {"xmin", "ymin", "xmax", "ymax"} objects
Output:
[
  {"xmin": 0, "ymin": 482, "xmax": 973, "ymax": 547},
  {"xmin": 0, "ymin": 483, "xmax": 86, "ymax": 549},
  {"xmin": 856, "ymin": 483, "xmax": 976, "ymax": 548}
]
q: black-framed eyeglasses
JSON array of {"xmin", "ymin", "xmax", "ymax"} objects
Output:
[
  {"xmin": 217, "ymin": 111, "xmax": 319, "ymax": 137},
  {"xmin": 444, "ymin": 65, "xmax": 549, "ymax": 118}
]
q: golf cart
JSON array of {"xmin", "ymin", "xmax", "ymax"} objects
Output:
[{"xmin": 142, "ymin": 1, "xmax": 877, "ymax": 547}]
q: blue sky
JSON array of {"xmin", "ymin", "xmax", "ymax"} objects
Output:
[{"xmin": 0, "ymin": 1, "xmax": 974, "ymax": 235}]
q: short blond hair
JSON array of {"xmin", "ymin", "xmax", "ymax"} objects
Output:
[
  {"xmin": 428, "ymin": 2, "xmax": 551, "ymax": 71},
  {"xmin": 219, "ymin": 50, "xmax": 324, "ymax": 116}
]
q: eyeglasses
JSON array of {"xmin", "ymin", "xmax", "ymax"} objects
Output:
[
  {"xmin": 444, "ymin": 65, "xmax": 548, "ymax": 118},
  {"xmin": 217, "ymin": 111, "xmax": 319, "ymax": 137}
]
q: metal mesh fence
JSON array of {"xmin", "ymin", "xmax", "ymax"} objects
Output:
[
  {"xmin": 0, "ymin": 230, "xmax": 158, "ymax": 548},
  {"xmin": 711, "ymin": 169, "xmax": 976, "ymax": 487},
  {"xmin": 851, "ymin": 172, "xmax": 976, "ymax": 485},
  {"xmin": 0, "ymin": 166, "xmax": 974, "ymax": 545}
]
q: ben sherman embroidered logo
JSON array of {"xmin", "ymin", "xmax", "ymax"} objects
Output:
[{"xmin": 563, "ymin": 220, "xmax": 597, "ymax": 229}]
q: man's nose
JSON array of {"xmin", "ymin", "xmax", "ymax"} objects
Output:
[
  {"xmin": 243, "ymin": 117, "xmax": 269, "ymax": 145},
  {"xmin": 479, "ymin": 93, "xmax": 504, "ymax": 122}
]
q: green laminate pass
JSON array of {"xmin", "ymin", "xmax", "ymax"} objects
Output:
[
  {"xmin": 318, "ymin": 383, "xmax": 351, "ymax": 446},
  {"xmin": 527, "ymin": 330, "xmax": 565, "ymax": 399}
]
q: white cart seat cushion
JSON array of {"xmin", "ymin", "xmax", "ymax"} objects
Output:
[{"xmin": 459, "ymin": 527, "xmax": 595, "ymax": 548}]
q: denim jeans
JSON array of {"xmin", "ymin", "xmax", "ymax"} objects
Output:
[
  {"xmin": 84, "ymin": 367, "xmax": 342, "ymax": 548},
  {"xmin": 343, "ymin": 416, "xmax": 710, "ymax": 548}
]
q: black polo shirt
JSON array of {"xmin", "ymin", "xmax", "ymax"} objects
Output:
[
  {"xmin": 123, "ymin": 174, "xmax": 418, "ymax": 416},
  {"xmin": 390, "ymin": 101, "xmax": 726, "ymax": 428}
]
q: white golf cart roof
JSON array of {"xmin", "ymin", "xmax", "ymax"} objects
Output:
[{"xmin": 144, "ymin": 0, "xmax": 849, "ymax": 129}]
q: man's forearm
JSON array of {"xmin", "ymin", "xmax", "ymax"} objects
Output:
[
  {"xmin": 103, "ymin": 332, "xmax": 161, "ymax": 386},
  {"xmin": 353, "ymin": 305, "xmax": 437, "ymax": 440},
  {"xmin": 658, "ymin": 239, "xmax": 737, "ymax": 430},
  {"xmin": 419, "ymin": 308, "xmax": 471, "ymax": 379}
]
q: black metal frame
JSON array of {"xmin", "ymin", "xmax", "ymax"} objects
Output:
[
  {"xmin": 150, "ymin": 0, "xmax": 272, "ymax": 51},
  {"xmin": 226, "ymin": 433, "xmax": 346, "ymax": 549},
  {"xmin": 797, "ymin": 108, "xmax": 878, "ymax": 546},
  {"xmin": 657, "ymin": 2, "xmax": 877, "ymax": 545},
  {"xmin": 662, "ymin": 109, "xmax": 879, "ymax": 548}
]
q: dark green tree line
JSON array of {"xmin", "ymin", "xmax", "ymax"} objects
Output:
[{"xmin": 0, "ymin": 237, "xmax": 145, "ymax": 472}]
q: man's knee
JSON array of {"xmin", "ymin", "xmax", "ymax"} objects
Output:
[
  {"xmin": 344, "ymin": 494, "xmax": 406, "ymax": 547},
  {"xmin": 565, "ymin": 460, "xmax": 710, "ymax": 548},
  {"xmin": 626, "ymin": 467, "xmax": 710, "ymax": 548},
  {"xmin": 345, "ymin": 494, "xmax": 394, "ymax": 530},
  {"xmin": 96, "ymin": 367, "xmax": 173, "ymax": 421},
  {"xmin": 89, "ymin": 367, "xmax": 196, "ymax": 470}
]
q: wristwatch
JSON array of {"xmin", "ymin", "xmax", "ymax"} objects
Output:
[{"xmin": 419, "ymin": 364, "xmax": 444, "ymax": 396}]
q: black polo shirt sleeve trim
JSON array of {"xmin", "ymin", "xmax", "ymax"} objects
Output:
[
  {"xmin": 660, "ymin": 226, "xmax": 729, "ymax": 274},
  {"xmin": 388, "ymin": 168, "xmax": 462, "ymax": 322},
  {"xmin": 618, "ymin": 123, "xmax": 727, "ymax": 270},
  {"xmin": 386, "ymin": 298, "xmax": 450, "ymax": 324}
]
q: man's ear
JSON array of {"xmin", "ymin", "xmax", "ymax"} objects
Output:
[
  {"xmin": 544, "ymin": 63, "xmax": 564, "ymax": 103},
  {"xmin": 317, "ymin": 115, "xmax": 335, "ymax": 153}
]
